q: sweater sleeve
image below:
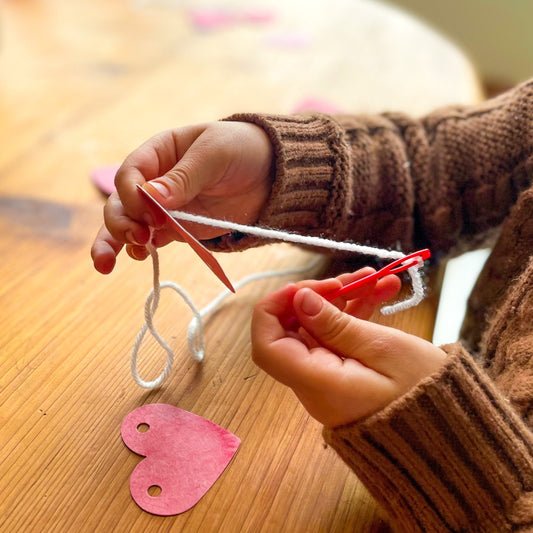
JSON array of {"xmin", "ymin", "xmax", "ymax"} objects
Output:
[
  {"xmin": 461, "ymin": 187, "xmax": 533, "ymax": 352},
  {"xmin": 208, "ymin": 79, "xmax": 533, "ymax": 254},
  {"xmin": 476, "ymin": 256, "xmax": 533, "ymax": 428},
  {"xmin": 323, "ymin": 344, "xmax": 533, "ymax": 533}
]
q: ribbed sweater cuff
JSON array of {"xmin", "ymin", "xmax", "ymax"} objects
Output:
[
  {"xmin": 203, "ymin": 113, "xmax": 352, "ymax": 252},
  {"xmin": 323, "ymin": 343, "xmax": 533, "ymax": 533}
]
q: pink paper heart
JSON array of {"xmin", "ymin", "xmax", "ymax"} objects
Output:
[{"xmin": 121, "ymin": 403, "xmax": 240, "ymax": 516}]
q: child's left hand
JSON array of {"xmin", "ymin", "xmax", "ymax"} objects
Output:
[{"xmin": 251, "ymin": 268, "xmax": 447, "ymax": 428}]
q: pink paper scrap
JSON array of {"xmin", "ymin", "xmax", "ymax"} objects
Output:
[
  {"xmin": 188, "ymin": 7, "xmax": 275, "ymax": 31},
  {"xmin": 90, "ymin": 164, "xmax": 120, "ymax": 195},
  {"xmin": 291, "ymin": 97, "xmax": 342, "ymax": 114}
]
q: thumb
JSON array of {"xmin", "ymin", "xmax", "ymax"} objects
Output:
[
  {"xmin": 293, "ymin": 288, "xmax": 448, "ymax": 389},
  {"xmin": 143, "ymin": 137, "xmax": 227, "ymax": 210},
  {"xmin": 293, "ymin": 288, "xmax": 396, "ymax": 363}
]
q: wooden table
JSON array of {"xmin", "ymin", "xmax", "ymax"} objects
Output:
[{"xmin": 0, "ymin": 1, "xmax": 482, "ymax": 531}]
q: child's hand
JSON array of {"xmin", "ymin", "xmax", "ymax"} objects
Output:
[
  {"xmin": 91, "ymin": 121, "xmax": 273, "ymax": 274},
  {"xmin": 251, "ymin": 269, "xmax": 447, "ymax": 428}
]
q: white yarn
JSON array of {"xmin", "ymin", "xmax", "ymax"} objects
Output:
[
  {"xmin": 131, "ymin": 214, "xmax": 427, "ymax": 389},
  {"xmin": 168, "ymin": 210, "xmax": 426, "ymax": 314},
  {"xmin": 169, "ymin": 210, "xmax": 407, "ymax": 260},
  {"xmin": 131, "ymin": 241, "xmax": 203, "ymax": 388},
  {"xmin": 131, "ymin": 245, "xmax": 324, "ymax": 388}
]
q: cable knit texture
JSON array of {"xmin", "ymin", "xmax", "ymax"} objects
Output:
[
  {"xmin": 215, "ymin": 80, "xmax": 533, "ymax": 531},
  {"xmin": 462, "ymin": 187, "xmax": 533, "ymax": 352}
]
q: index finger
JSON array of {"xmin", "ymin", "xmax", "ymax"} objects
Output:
[
  {"xmin": 251, "ymin": 284, "xmax": 324, "ymax": 387},
  {"xmin": 252, "ymin": 284, "xmax": 299, "ymax": 345}
]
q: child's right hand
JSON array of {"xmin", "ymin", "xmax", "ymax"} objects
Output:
[
  {"xmin": 251, "ymin": 272, "xmax": 447, "ymax": 428},
  {"xmin": 91, "ymin": 121, "xmax": 274, "ymax": 274}
]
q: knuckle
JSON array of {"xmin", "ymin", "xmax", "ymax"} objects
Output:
[
  {"xmin": 113, "ymin": 166, "xmax": 125, "ymax": 188},
  {"xmin": 365, "ymin": 336, "xmax": 393, "ymax": 355},
  {"xmin": 166, "ymin": 165, "xmax": 190, "ymax": 183},
  {"xmin": 250, "ymin": 343, "xmax": 270, "ymax": 371},
  {"xmin": 102, "ymin": 201, "xmax": 117, "ymax": 233},
  {"xmin": 250, "ymin": 345, "xmax": 262, "ymax": 366},
  {"xmin": 103, "ymin": 201, "xmax": 129, "ymax": 242},
  {"xmin": 319, "ymin": 313, "xmax": 353, "ymax": 344},
  {"xmin": 362, "ymin": 333, "xmax": 398, "ymax": 360},
  {"xmin": 202, "ymin": 125, "xmax": 235, "ymax": 161},
  {"xmin": 151, "ymin": 131, "xmax": 168, "ymax": 151},
  {"xmin": 165, "ymin": 165, "xmax": 192, "ymax": 194},
  {"xmin": 250, "ymin": 313, "xmax": 265, "ymax": 365}
]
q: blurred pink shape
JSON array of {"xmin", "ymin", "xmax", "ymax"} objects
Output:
[
  {"xmin": 240, "ymin": 7, "xmax": 276, "ymax": 23},
  {"xmin": 188, "ymin": 8, "xmax": 235, "ymax": 30},
  {"xmin": 265, "ymin": 32, "xmax": 311, "ymax": 49},
  {"xmin": 188, "ymin": 7, "xmax": 275, "ymax": 31},
  {"xmin": 291, "ymin": 97, "xmax": 342, "ymax": 114},
  {"xmin": 90, "ymin": 164, "xmax": 120, "ymax": 195}
]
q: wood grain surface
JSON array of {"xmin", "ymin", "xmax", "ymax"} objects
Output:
[{"xmin": 0, "ymin": 1, "xmax": 482, "ymax": 531}]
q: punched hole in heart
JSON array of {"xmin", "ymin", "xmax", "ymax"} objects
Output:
[
  {"xmin": 147, "ymin": 485, "xmax": 162, "ymax": 497},
  {"xmin": 136, "ymin": 423, "xmax": 150, "ymax": 433}
]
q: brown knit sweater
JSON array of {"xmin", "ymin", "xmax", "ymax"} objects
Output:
[{"xmin": 217, "ymin": 79, "xmax": 533, "ymax": 532}]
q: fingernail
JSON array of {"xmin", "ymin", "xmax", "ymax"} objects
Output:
[
  {"xmin": 146, "ymin": 180, "xmax": 171, "ymax": 199},
  {"xmin": 131, "ymin": 246, "xmax": 147, "ymax": 260},
  {"xmin": 125, "ymin": 230, "xmax": 139, "ymax": 245},
  {"xmin": 299, "ymin": 289, "xmax": 323, "ymax": 316}
]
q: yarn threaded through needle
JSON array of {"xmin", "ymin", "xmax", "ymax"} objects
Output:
[
  {"xmin": 131, "ymin": 215, "xmax": 428, "ymax": 389},
  {"xmin": 168, "ymin": 210, "xmax": 427, "ymax": 314}
]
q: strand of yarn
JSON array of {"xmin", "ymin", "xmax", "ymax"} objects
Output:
[
  {"xmin": 168, "ymin": 209, "xmax": 426, "ymax": 314},
  {"xmin": 186, "ymin": 254, "xmax": 325, "ymax": 359},
  {"xmin": 169, "ymin": 210, "xmax": 406, "ymax": 260},
  {"xmin": 131, "ymin": 244, "xmax": 324, "ymax": 389}
]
